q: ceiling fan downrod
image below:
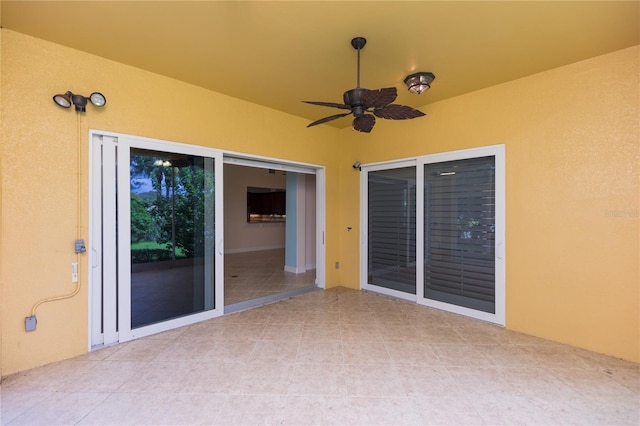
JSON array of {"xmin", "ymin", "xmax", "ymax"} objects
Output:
[{"xmin": 351, "ymin": 37, "xmax": 366, "ymax": 89}]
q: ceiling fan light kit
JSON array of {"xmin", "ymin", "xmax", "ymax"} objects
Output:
[
  {"xmin": 303, "ymin": 37, "xmax": 430, "ymax": 133},
  {"xmin": 404, "ymin": 72, "xmax": 436, "ymax": 95}
]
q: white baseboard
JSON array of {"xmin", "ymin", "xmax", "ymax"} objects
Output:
[{"xmin": 284, "ymin": 265, "xmax": 306, "ymax": 274}]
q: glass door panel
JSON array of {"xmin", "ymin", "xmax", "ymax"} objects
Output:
[
  {"xmin": 365, "ymin": 166, "xmax": 417, "ymax": 295},
  {"xmin": 129, "ymin": 149, "xmax": 216, "ymax": 328},
  {"xmin": 423, "ymin": 156, "xmax": 496, "ymax": 313}
]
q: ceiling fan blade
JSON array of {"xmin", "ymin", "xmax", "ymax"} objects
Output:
[
  {"xmin": 362, "ymin": 87, "xmax": 397, "ymax": 108},
  {"xmin": 302, "ymin": 100, "xmax": 351, "ymax": 110},
  {"xmin": 307, "ymin": 112, "xmax": 351, "ymax": 127},
  {"xmin": 373, "ymin": 104, "xmax": 426, "ymax": 120},
  {"xmin": 352, "ymin": 114, "xmax": 376, "ymax": 133}
]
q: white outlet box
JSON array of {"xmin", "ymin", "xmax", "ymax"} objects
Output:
[{"xmin": 71, "ymin": 262, "xmax": 78, "ymax": 283}]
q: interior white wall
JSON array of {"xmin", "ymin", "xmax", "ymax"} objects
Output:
[{"xmin": 223, "ymin": 164, "xmax": 286, "ymax": 253}]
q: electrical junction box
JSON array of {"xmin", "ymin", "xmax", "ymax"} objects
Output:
[
  {"xmin": 25, "ymin": 315, "xmax": 37, "ymax": 332},
  {"xmin": 74, "ymin": 239, "xmax": 86, "ymax": 253}
]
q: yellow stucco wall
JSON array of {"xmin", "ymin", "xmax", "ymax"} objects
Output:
[
  {"xmin": 337, "ymin": 46, "xmax": 639, "ymax": 362},
  {"xmin": 1, "ymin": 29, "xmax": 638, "ymax": 376},
  {"xmin": 0, "ymin": 30, "xmax": 341, "ymax": 376}
]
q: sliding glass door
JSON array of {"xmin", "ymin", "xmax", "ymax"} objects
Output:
[
  {"xmin": 127, "ymin": 148, "xmax": 216, "ymax": 330},
  {"xmin": 362, "ymin": 146, "xmax": 505, "ymax": 324},
  {"xmin": 91, "ymin": 134, "xmax": 224, "ymax": 346}
]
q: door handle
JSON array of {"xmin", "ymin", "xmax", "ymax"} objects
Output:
[
  {"xmin": 91, "ymin": 248, "xmax": 100, "ymax": 268},
  {"xmin": 496, "ymin": 241, "xmax": 504, "ymax": 260}
]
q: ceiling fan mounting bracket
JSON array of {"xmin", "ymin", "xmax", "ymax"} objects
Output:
[{"xmin": 351, "ymin": 37, "xmax": 366, "ymax": 50}]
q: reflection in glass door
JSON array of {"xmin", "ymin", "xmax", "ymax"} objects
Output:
[{"xmin": 129, "ymin": 149, "xmax": 215, "ymax": 329}]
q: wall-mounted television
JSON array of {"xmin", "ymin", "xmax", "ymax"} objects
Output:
[{"xmin": 247, "ymin": 187, "xmax": 286, "ymax": 223}]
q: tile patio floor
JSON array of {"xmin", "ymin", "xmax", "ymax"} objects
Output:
[{"xmin": 1, "ymin": 287, "xmax": 638, "ymax": 425}]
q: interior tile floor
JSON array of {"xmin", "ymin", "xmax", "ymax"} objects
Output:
[
  {"xmin": 2, "ymin": 287, "xmax": 638, "ymax": 425},
  {"xmin": 224, "ymin": 249, "xmax": 316, "ymax": 306}
]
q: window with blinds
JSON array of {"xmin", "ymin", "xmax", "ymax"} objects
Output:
[
  {"xmin": 423, "ymin": 156, "xmax": 496, "ymax": 313},
  {"xmin": 368, "ymin": 167, "xmax": 416, "ymax": 294}
]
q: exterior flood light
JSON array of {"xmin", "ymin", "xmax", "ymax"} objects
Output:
[
  {"xmin": 53, "ymin": 91, "xmax": 106, "ymax": 112},
  {"xmin": 403, "ymin": 72, "xmax": 435, "ymax": 94}
]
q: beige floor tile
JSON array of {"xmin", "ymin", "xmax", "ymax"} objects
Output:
[
  {"xmin": 342, "ymin": 341, "xmax": 391, "ymax": 364},
  {"xmin": 178, "ymin": 362, "xmax": 243, "ymax": 394},
  {"xmin": 344, "ymin": 364, "xmax": 407, "ymax": 397},
  {"xmin": 260, "ymin": 323, "xmax": 304, "ymax": 340},
  {"xmin": 218, "ymin": 323, "xmax": 267, "ymax": 341},
  {"xmin": 76, "ymin": 392, "xmax": 167, "ymax": 425},
  {"xmin": 215, "ymin": 394, "xmax": 286, "ymax": 425},
  {"xmin": 413, "ymin": 324, "xmax": 468, "ymax": 344},
  {"xmin": 75, "ymin": 344, "xmax": 125, "ymax": 361},
  {"xmin": 8, "ymin": 391, "xmax": 109, "ymax": 426},
  {"xmin": 279, "ymin": 395, "xmax": 352, "ymax": 425},
  {"xmin": 0, "ymin": 389, "xmax": 55, "ymax": 425},
  {"xmin": 471, "ymin": 343, "xmax": 536, "ymax": 367},
  {"xmin": 268, "ymin": 309, "xmax": 309, "ymax": 324},
  {"xmin": 116, "ymin": 361, "xmax": 194, "ymax": 393},
  {"xmin": 471, "ymin": 393, "xmax": 556, "ymax": 425},
  {"xmin": 396, "ymin": 365, "xmax": 461, "ymax": 398},
  {"xmin": 429, "ymin": 343, "xmax": 491, "ymax": 366},
  {"xmin": 151, "ymin": 338, "xmax": 210, "ymax": 362},
  {"xmin": 287, "ymin": 363, "xmax": 347, "ymax": 396},
  {"xmin": 104, "ymin": 337, "xmax": 173, "ymax": 362},
  {"xmin": 342, "ymin": 396, "xmax": 416, "ymax": 425},
  {"xmin": 199, "ymin": 339, "xmax": 258, "ymax": 363},
  {"xmin": 301, "ymin": 322, "xmax": 342, "ymax": 341},
  {"xmin": 249, "ymin": 340, "xmax": 300, "ymax": 364},
  {"xmin": 235, "ymin": 362, "xmax": 294, "ymax": 395},
  {"xmin": 340, "ymin": 323, "xmax": 383, "ymax": 342},
  {"xmin": 3, "ymin": 283, "xmax": 639, "ymax": 425},
  {"xmin": 1, "ymin": 360, "xmax": 90, "ymax": 392},
  {"xmin": 148, "ymin": 393, "xmax": 227, "ymax": 425},
  {"xmin": 296, "ymin": 340, "xmax": 344, "ymax": 364},
  {"xmin": 378, "ymin": 324, "xmax": 422, "ymax": 343},
  {"xmin": 57, "ymin": 360, "xmax": 144, "ymax": 393},
  {"xmin": 385, "ymin": 341, "xmax": 441, "ymax": 365},
  {"xmin": 407, "ymin": 395, "xmax": 485, "ymax": 425}
]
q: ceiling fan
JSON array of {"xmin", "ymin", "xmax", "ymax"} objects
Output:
[{"xmin": 303, "ymin": 37, "xmax": 426, "ymax": 133}]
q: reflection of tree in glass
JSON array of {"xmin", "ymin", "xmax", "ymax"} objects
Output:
[
  {"xmin": 130, "ymin": 194, "xmax": 160, "ymax": 243},
  {"xmin": 130, "ymin": 154, "xmax": 214, "ymax": 262},
  {"xmin": 457, "ymin": 213, "xmax": 481, "ymax": 240}
]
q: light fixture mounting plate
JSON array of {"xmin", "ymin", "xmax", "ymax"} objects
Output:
[{"xmin": 351, "ymin": 37, "xmax": 366, "ymax": 50}]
